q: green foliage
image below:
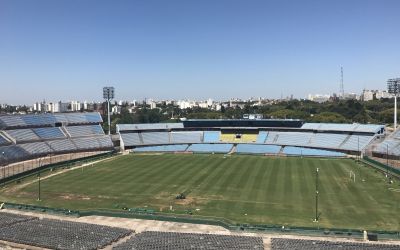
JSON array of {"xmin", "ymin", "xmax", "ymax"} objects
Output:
[{"xmin": 309, "ymin": 112, "xmax": 348, "ymax": 123}]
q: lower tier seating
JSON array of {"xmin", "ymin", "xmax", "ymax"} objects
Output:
[
  {"xmin": 271, "ymin": 238, "xmax": 399, "ymax": 250},
  {"xmin": 0, "ymin": 217, "xmax": 132, "ymax": 250},
  {"xmin": 133, "ymin": 145, "xmax": 188, "ymax": 152},
  {"xmin": 187, "ymin": 144, "xmax": 233, "ymax": 153},
  {"xmin": 114, "ymin": 231, "xmax": 264, "ymax": 250},
  {"xmin": 283, "ymin": 146, "xmax": 345, "ymax": 157},
  {"xmin": 236, "ymin": 144, "xmax": 281, "ymax": 154}
]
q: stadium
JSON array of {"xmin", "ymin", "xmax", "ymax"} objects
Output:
[{"xmin": 0, "ymin": 112, "xmax": 399, "ymax": 249}]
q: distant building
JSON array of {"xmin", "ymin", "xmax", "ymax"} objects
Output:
[
  {"xmin": 307, "ymin": 94, "xmax": 331, "ymax": 103},
  {"xmin": 111, "ymin": 105, "xmax": 121, "ymax": 114},
  {"xmin": 362, "ymin": 89, "xmax": 391, "ymax": 101}
]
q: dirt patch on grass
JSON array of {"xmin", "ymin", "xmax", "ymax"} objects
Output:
[{"xmin": 59, "ymin": 194, "xmax": 91, "ymax": 200}]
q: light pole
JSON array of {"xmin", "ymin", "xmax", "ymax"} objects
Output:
[
  {"xmin": 103, "ymin": 87, "xmax": 115, "ymax": 135},
  {"xmin": 37, "ymin": 156, "xmax": 43, "ymax": 201},
  {"xmin": 1, "ymin": 151, "xmax": 5, "ymax": 186},
  {"xmin": 314, "ymin": 168, "xmax": 319, "ymax": 222},
  {"xmin": 386, "ymin": 144, "xmax": 389, "ymax": 179}
]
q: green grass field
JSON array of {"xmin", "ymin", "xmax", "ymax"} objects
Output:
[{"xmin": 1, "ymin": 154, "xmax": 399, "ymax": 230}]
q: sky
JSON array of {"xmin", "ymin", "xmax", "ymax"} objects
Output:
[{"xmin": 0, "ymin": 0, "xmax": 399, "ymax": 105}]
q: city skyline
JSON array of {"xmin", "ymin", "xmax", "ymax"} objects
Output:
[{"xmin": 1, "ymin": 0, "xmax": 400, "ymax": 104}]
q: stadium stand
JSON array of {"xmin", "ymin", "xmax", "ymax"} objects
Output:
[
  {"xmin": 236, "ymin": 144, "xmax": 281, "ymax": 154},
  {"xmin": 47, "ymin": 139, "xmax": 77, "ymax": 152},
  {"xmin": 117, "ymin": 121, "xmax": 382, "ymax": 153},
  {"xmin": 0, "ymin": 218, "xmax": 132, "ymax": 250},
  {"xmin": 220, "ymin": 133, "xmax": 258, "ymax": 143},
  {"xmin": 283, "ymin": 146, "xmax": 345, "ymax": 157},
  {"xmin": 241, "ymin": 134, "xmax": 258, "ymax": 142},
  {"xmin": 0, "ymin": 212, "xmax": 37, "ymax": 228},
  {"xmin": 117, "ymin": 123, "xmax": 184, "ymax": 132},
  {"xmin": 0, "ymin": 133, "xmax": 10, "ymax": 146},
  {"xmin": 339, "ymin": 134, "xmax": 375, "ymax": 151},
  {"xmin": 5, "ymin": 129, "xmax": 40, "ymax": 142},
  {"xmin": 0, "ymin": 112, "xmax": 102, "ymax": 129},
  {"xmin": 18, "ymin": 142, "xmax": 53, "ymax": 155},
  {"xmin": 0, "ymin": 112, "xmax": 113, "ymax": 167},
  {"xmin": 32, "ymin": 127, "xmax": 66, "ymax": 140},
  {"xmin": 311, "ymin": 133, "xmax": 349, "ymax": 149},
  {"xmin": 141, "ymin": 132, "xmax": 169, "ymax": 145},
  {"xmin": 0, "ymin": 145, "xmax": 29, "ymax": 162},
  {"xmin": 273, "ymin": 132, "xmax": 312, "ymax": 146},
  {"xmin": 301, "ymin": 123, "xmax": 384, "ymax": 133},
  {"xmin": 203, "ymin": 131, "xmax": 220, "ymax": 143},
  {"xmin": 114, "ymin": 231, "xmax": 264, "ymax": 250},
  {"xmin": 373, "ymin": 139, "xmax": 400, "ymax": 156},
  {"xmin": 120, "ymin": 133, "xmax": 142, "ymax": 147},
  {"xmin": 270, "ymin": 238, "xmax": 399, "ymax": 250},
  {"xmin": 65, "ymin": 124, "xmax": 104, "ymax": 137},
  {"xmin": 170, "ymin": 131, "xmax": 203, "ymax": 143},
  {"xmin": 187, "ymin": 143, "xmax": 233, "ymax": 153},
  {"xmin": 133, "ymin": 144, "xmax": 188, "ymax": 152},
  {"xmin": 220, "ymin": 133, "xmax": 236, "ymax": 142},
  {"xmin": 256, "ymin": 131, "xmax": 268, "ymax": 143}
]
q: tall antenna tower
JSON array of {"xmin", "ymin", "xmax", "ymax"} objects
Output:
[{"xmin": 340, "ymin": 66, "xmax": 344, "ymax": 98}]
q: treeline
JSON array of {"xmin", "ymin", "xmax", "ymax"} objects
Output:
[{"xmin": 103, "ymin": 98, "xmax": 397, "ymax": 133}]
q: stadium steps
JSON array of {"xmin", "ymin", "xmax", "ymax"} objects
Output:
[
  {"xmin": 338, "ymin": 134, "xmax": 352, "ymax": 148},
  {"xmin": 228, "ymin": 144, "xmax": 237, "ymax": 154},
  {"xmin": 272, "ymin": 134, "xmax": 279, "ymax": 143},
  {"xmin": 60, "ymin": 126, "xmax": 71, "ymax": 138},
  {"xmin": 0, "ymin": 131, "xmax": 13, "ymax": 145},
  {"xmin": 138, "ymin": 132, "xmax": 144, "ymax": 144},
  {"xmin": 168, "ymin": 131, "xmax": 172, "ymax": 143},
  {"xmin": 1, "ymin": 131, "xmax": 17, "ymax": 144}
]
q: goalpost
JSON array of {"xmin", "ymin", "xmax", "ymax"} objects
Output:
[{"xmin": 349, "ymin": 170, "xmax": 356, "ymax": 182}]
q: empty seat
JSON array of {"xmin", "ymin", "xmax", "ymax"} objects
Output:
[
  {"xmin": 133, "ymin": 144, "xmax": 188, "ymax": 152},
  {"xmin": 236, "ymin": 144, "xmax": 281, "ymax": 154},
  {"xmin": 47, "ymin": 139, "xmax": 77, "ymax": 152},
  {"xmin": 66, "ymin": 125, "xmax": 105, "ymax": 137},
  {"xmin": 115, "ymin": 231, "xmax": 263, "ymax": 250},
  {"xmin": 33, "ymin": 127, "xmax": 66, "ymax": 140},
  {"xmin": 5, "ymin": 129, "xmax": 40, "ymax": 142},
  {"xmin": 171, "ymin": 131, "xmax": 203, "ymax": 143},
  {"xmin": 187, "ymin": 144, "xmax": 233, "ymax": 153},
  {"xmin": 120, "ymin": 133, "xmax": 142, "ymax": 146},
  {"xmin": 203, "ymin": 131, "xmax": 220, "ymax": 143},
  {"xmin": 141, "ymin": 132, "xmax": 169, "ymax": 145},
  {"xmin": 18, "ymin": 142, "xmax": 52, "ymax": 155}
]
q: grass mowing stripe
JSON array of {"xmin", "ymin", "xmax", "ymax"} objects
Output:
[
  {"xmin": 240, "ymin": 157, "xmax": 265, "ymax": 219},
  {"xmin": 149, "ymin": 155, "xmax": 208, "ymax": 196},
  {"xmin": 198, "ymin": 156, "xmax": 239, "ymax": 197},
  {"xmin": 4, "ymin": 154, "xmax": 399, "ymax": 231},
  {"xmin": 214, "ymin": 156, "xmax": 248, "ymax": 196}
]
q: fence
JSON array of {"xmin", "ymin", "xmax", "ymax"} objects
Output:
[{"xmin": 0, "ymin": 151, "xmax": 114, "ymax": 186}]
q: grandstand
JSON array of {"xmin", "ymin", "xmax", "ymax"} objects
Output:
[
  {"xmin": 0, "ymin": 212, "xmax": 132, "ymax": 250},
  {"xmin": 0, "ymin": 112, "xmax": 113, "ymax": 179},
  {"xmin": 270, "ymin": 238, "xmax": 399, "ymax": 250},
  {"xmin": 115, "ymin": 231, "xmax": 264, "ymax": 250},
  {"xmin": 118, "ymin": 121, "xmax": 384, "ymax": 156}
]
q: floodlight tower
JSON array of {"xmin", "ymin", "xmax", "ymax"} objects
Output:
[
  {"xmin": 387, "ymin": 78, "xmax": 400, "ymax": 130},
  {"xmin": 103, "ymin": 87, "xmax": 115, "ymax": 135}
]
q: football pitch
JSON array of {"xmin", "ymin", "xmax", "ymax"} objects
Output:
[{"xmin": 1, "ymin": 154, "xmax": 399, "ymax": 230}]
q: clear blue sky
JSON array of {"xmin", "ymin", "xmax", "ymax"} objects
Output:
[{"xmin": 1, "ymin": 0, "xmax": 399, "ymax": 104}]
